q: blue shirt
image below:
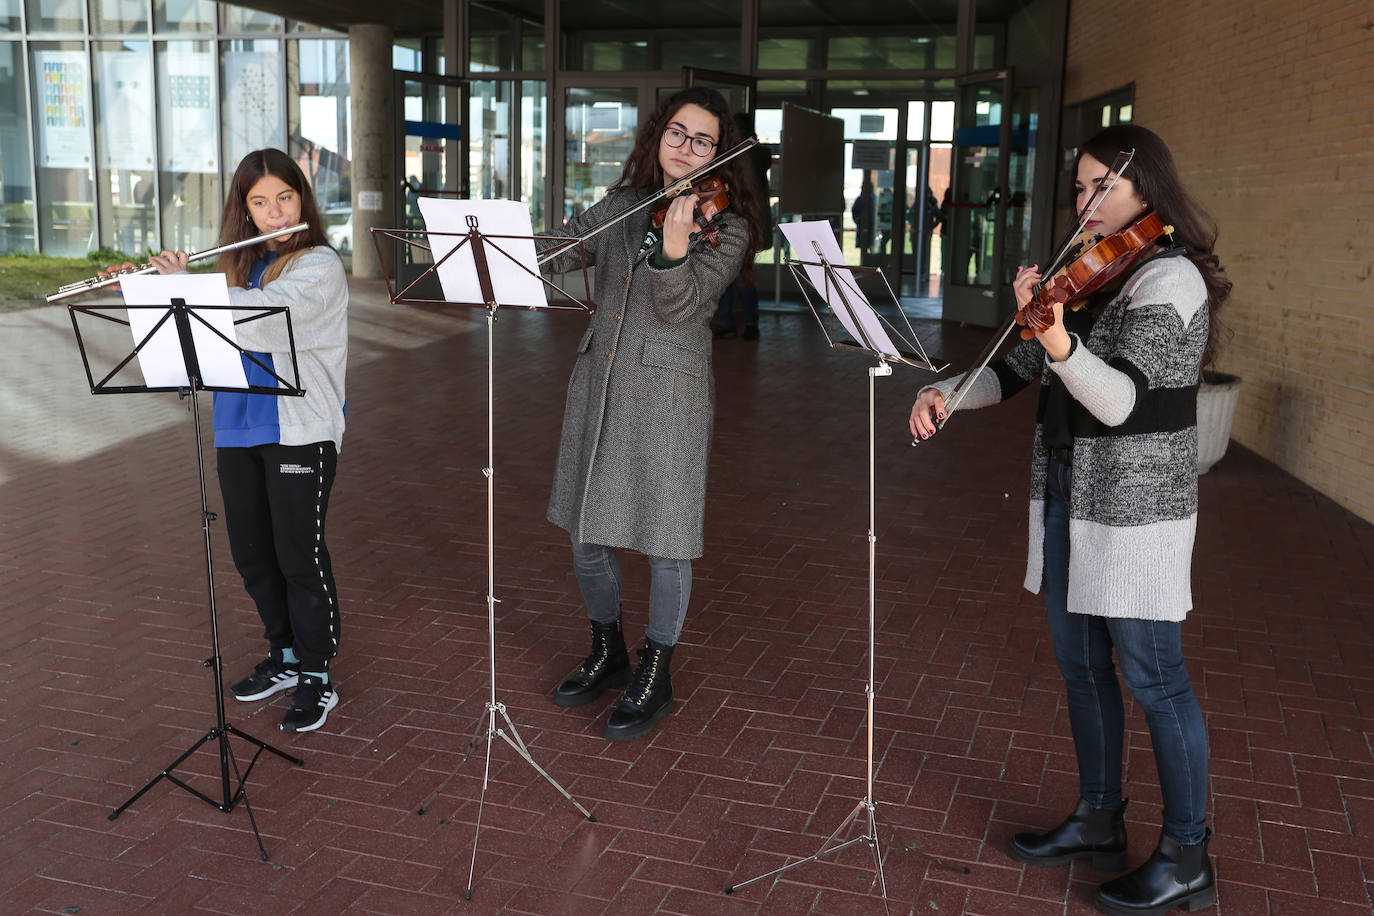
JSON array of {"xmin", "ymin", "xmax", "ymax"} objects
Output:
[{"xmin": 212, "ymin": 254, "xmax": 280, "ymax": 448}]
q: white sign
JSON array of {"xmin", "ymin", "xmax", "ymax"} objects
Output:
[
  {"xmin": 418, "ymin": 197, "xmax": 547, "ymax": 309},
  {"xmin": 120, "ymin": 274, "xmax": 249, "ymax": 390},
  {"xmin": 36, "ymin": 51, "xmax": 92, "ymax": 169},
  {"xmin": 850, "ymin": 140, "xmax": 891, "ymax": 171},
  {"xmin": 358, "ymin": 190, "xmax": 383, "ymax": 212},
  {"xmin": 160, "ymin": 47, "xmax": 216, "ymax": 173},
  {"xmin": 224, "ymin": 51, "xmax": 282, "ymax": 167},
  {"xmin": 97, "ymin": 53, "xmax": 154, "ymax": 171}
]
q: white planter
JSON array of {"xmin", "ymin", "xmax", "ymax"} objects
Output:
[{"xmin": 1197, "ymin": 371, "xmax": 1242, "ymax": 474}]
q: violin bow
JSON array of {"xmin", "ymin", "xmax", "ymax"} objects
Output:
[
  {"xmin": 537, "ymin": 137, "xmax": 759, "ymax": 266},
  {"xmin": 919, "ymin": 148, "xmax": 1136, "ymax": 438}
]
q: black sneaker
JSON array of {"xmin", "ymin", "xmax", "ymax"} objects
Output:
[
  {"xmin": 230, "ymin": 656, "xmax": 299, "ymax": 701},
  {"xmin": 280, "ymin": 674, "xmax": 338, "ymax": 733}
]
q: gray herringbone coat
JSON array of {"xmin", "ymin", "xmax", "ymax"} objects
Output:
[{"xmin": 542, "ymin": 187, "xmax": 749, "ymax": 559}]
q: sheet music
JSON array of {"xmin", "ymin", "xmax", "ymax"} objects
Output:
[
  {"xmin": 120, "ymin": 274, "xmax": 249, "ymax": 389},
  {"xmin": 778, "ymin": 220, "xmax": 903, "ymax": 359},
  {"xmin": 418, "ymin": 198, "xmax": 548, "ymax": 309}
]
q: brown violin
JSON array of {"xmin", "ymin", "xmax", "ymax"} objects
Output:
[
  {"xmin": 649, "ymin": 175, "xmax": 732, "ymax": 248},
  {"xmin": 1015, "ymin": 210, "xmax": 1172, "ymax": 339}
]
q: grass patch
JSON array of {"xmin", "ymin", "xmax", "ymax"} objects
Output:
[{"xmin": 0, "ymin": 250, "xmax": 211, "ymax": 314}]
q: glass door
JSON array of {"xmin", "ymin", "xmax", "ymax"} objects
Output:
[
  {"xmin": 392, "ymin": 71, "xmax": 465, "ymax": 292},
  {"xmin": 942, "ymin": 68, "xmax": 1013, "ymax": 327},
  {"xmin": 561, "ymin": 86, "xmax": 639, "ymax": 226}
]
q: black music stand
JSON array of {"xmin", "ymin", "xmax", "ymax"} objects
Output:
[
  {"xmin": 724, "ymin": 232, "xmax": 966, "ymax": 910},
  {"xmin": 68, "ymin": 292, "xmax": 306, "ymax": 861},
  {"xmin": 371, "ymin": 209, "xmax": 594, "ymax": 899}
]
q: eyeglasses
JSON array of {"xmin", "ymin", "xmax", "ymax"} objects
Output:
[{"xmin": 663, "ymin": 126, "xmax": 718, "ymax": 158}]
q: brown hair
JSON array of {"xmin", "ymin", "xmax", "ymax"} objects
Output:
[
  {"xmin": 615, "ymin": 87, "xmax": 768, "ymax": 278},
  {"xmin": 217, "ymin": 148, "xmax": 328, "ymax": 288},
  {"xmin": 1079, "ymin": 125, "xmax": 1231, "ymax": 371}
]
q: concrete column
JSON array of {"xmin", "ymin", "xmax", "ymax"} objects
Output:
[{"xmin": 349, "ymin": 23, "xmax": 394, "ymax": 279}]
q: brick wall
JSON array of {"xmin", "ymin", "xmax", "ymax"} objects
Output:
[{"xmin": 1064, "ymin": 1, "xmax": 1374, "ymax": 522}]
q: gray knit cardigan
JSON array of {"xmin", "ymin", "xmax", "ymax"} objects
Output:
[{"xmin": 927, "ymin": 253, "xmax": 1209, "ymax": 621}]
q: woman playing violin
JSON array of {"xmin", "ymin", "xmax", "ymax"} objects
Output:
[
  {"xmin": 541, "ymin": 87, "xmax": 766, "ymax": 742},
  {"xmin": 909, "ymin": 124, "xmax": 1229, "ymax": 915}
]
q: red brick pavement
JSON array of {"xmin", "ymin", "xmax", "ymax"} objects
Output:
[{"xmin": 1, "ymin": 281, "xmax": 1371, "ymax": 915}]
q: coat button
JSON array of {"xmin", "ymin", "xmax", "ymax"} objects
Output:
[
  {"xmin": 615, "ymin": 312, "xmax": 622, "ymax": 321},
  {"xmin": 623, "ymin": 272, "xmax": 630, "ymax": 282},
  {"xmin": 605, "ymin": 349, "xmax": 612, "ymax": 360}
]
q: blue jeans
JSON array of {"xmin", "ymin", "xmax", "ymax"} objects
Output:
[
  {"xmin": 570, "ymin": 538, "xmax": 691, "ymax": 646},
  {"xmin": 1043, "ymin": 456, "xmax": 1209, "ymax": 844}
]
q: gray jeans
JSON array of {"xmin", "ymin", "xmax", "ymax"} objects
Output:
[{"xmin": 570, "ymin": 537, "xmax": 691, "ymax": 646}]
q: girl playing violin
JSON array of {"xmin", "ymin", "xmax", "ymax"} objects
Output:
[
  {"xmin": 909, "ymin": 124, "xmax": 1229, "ymax": 915},
  {"xmin": 541, "ymin": 88, "xmax": 766, "ymax": 742}
]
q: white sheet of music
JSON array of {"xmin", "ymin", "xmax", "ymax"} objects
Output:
[
  {"xmin": 779, "ymin": 220, "xmax": 903, "ymax": 360},
  {"xmin": 120, "ymin": 273, "xmax": 250, "ymax": 389},
  {"xmin": 418, "ymin": 198, "xmax": 548, "ymax": 309}
]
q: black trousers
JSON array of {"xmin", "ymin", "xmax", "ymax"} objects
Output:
[{"xmin": 216, "ymin": 442, "xmax": 340, "ymax": 672}]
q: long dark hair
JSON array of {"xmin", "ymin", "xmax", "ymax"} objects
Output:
[
  {"xmin": 1079, "ymin": 125, "xmax": 1230, "ymax": 371},
  {"xmin": 615, "ymin": 87, "xmax": 768, "ymax": 277},
  {"xmin": 217, "ymin": 148, "xmax": 328, "ymax": 288}
]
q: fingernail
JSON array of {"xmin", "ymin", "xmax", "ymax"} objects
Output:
[{"xmin": 937, "ymin": 412, "xmax": 945, "ymax": 419}]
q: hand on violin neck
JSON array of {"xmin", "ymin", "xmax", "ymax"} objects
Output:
[
  {"xmin": 1012, "ymin": 264, "xmax": 1041, "ymax": 310},
  {"xmin": 660, "ymin": 193, "xmax": 699, "ymax": 260}
]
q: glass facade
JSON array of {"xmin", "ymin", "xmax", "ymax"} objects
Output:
[
  {"xmin": 2, "ymin": 0, "xmax": 353, "ymax": 256},
  {"xmin": 2, "ymin": 0, "xmax": 1064, "ymax": 302}
]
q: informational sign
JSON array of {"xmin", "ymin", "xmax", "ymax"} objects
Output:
[
  {"xmin": 224, "ymin": 51, "xmax": 282, "ymax": 167},
  {"xmin": 851, "ymin": 140, "xmax": 892, "ymax": 171},
  {"xmin": 160, "ymin": 47, "xmax": 216, "ymax": 173},
  {"xmin": 36, "ymin": 50, "xmax": 92, "ymax": 169},
  {"xmin": 97, "ymin": 53, "xmax": 153, "ymax": 171},
  {"xmin": 358, "ymin": 190, "xmax": 383, "ymax": 212}
]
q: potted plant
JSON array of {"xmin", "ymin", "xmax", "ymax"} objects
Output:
[{"xmin": 1197, "ymin": 370, "xmax": 1242, "ymax": 474}]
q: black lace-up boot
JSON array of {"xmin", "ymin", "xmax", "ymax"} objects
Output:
[
  {"xmin": 554, "ymin": 618, "xmax": 630, "ymax": 707},
  {"xmin": 1009, "ymin": 798, "xmax": 1129, "ymax": 871},
  {"xmin": 1094, "ymin": 829, "xmax": 1215, "ymax": 915},
  {"xmin": 603, "ymin": 638, "xmax": 674, "ymax": 742}
]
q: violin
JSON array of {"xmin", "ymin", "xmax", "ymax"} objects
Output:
[
  {"xmin": 649, "ymin": 175, "xmax": 732, "ymax": 248},
  {"xmin": 1015, "ymin": 210, "xmax": 1172, "ymax": 339}
]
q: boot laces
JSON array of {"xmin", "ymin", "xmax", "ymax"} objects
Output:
[{"xmin": 627, "ymin": 647, "xmax": 661, "ymax": 705}]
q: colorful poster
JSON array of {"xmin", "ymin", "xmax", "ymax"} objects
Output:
[
  {"xmin": 224, "ymin": 51, "xmax": 282, "ymax": 168},
  {"xmin": 97, "ymin": 52, "xmax": 154, "ymax": 171},
  {"xmin": 159, "ymin": 46, "xmax": 216, "ymax": 173},
  {"xmin": 36, "ymin": 50, "xmax": 92, "ymax": 169}
]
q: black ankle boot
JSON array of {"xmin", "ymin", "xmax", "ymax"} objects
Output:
[
  {"xmin": 603, "ymin": 639, "xmax": 674, "ymax": 741},
  {"xmin": 554, "ymin": 619, "xmax": 630, "ymax": 707},
  {"xmin": 1009, "ymin": 798, "xmax": 1129, "ymax": 870},
  {"xmin": 1095, "ymin": 830, "xmax": 1215, "ymax": 915}
]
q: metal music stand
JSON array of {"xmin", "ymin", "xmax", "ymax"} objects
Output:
[
  {"xmin": 370, "ymin": 210, "xmax": 594, "ymax": 899},
  {"xmin": 67, "ymin": 292, "xmax": 306, "ymax": 861},
  {"xmin": 724, "ymin": 234, "xmax": 967, "ymax": 910}
]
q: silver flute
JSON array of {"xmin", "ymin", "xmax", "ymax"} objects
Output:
[{"xmin": 46, "ymin": 222, "xmax": 309, "ymax": 303}]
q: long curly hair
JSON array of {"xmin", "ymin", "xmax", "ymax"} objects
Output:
[
  {"xmin": 1079, "ymin": 125, "xmax": 1231, "ymax": 372},
  {"xmin": 615, "ymin": 88, "xmax": 768, "ymax": 279},
  {"xmin": 217, "ymin": 149, "xmax": 328, "ymax": 288}
]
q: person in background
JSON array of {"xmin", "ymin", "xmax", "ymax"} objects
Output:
[{"xmin": 714, "ymin": 113, "xmax": 773, "ymax": 341}]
